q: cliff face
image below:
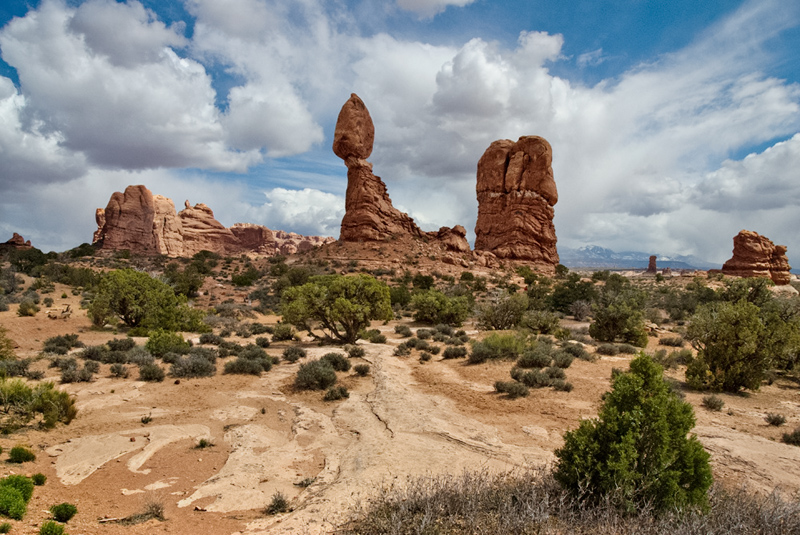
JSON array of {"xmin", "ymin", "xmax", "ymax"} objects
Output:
[
  {"xmin": 474, "ymin": 136, "xmax": 559, "ymax": 266},
  {"xmin": 93, "ymin": 185, "xmax": 333, "ymax": 257},
  {"xmin": 721, "ymin": 230, "xmax": 792, "ymax": 285},
  {"xmin": 333, "ymin": 93, "xmax": 469, "ymax": 253}
]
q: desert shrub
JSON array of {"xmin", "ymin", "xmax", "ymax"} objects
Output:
[
  {"xmin": 518, "ymin": 309, "xmax": 561, "ymax": 335},
  {"xmin": 223, "ymin": 358, "xmax": 264, "ymax": 375},
  {"xmin": 282, "ymin": 274, "xmax": 392, "ymax": 344},
  {"xmin": 126, "ymin": 346, "xmax": 153, "ymax": 365},
  {"xmin": 17, "ymin": 299, "xmax": 39, "ymax": 317},
  {"xmin": 0, "ymin": 359, "xmax": 30, "ymax": 378},
  {"xmin": 60, "ymin": 364, "xmax": 93, "ymax": 384},
  {"xmin": 249, "ymin": 323, "xmax": 272, "ymax": 335},
  {"xmin": 346, "ymin": 345, "xmax": 365, "ymax": 359},
  {"xmin": 107, "ymin": 338, "xmax": 136, "ymax": 352},
  {"xmin": 595, "ymin": 343, "xmax": 620, "ymax": 356},
  {"xmin": 0, "ymin": 475, "xmax": 33, "ymax": 504},
  {"xmin": 519, "ymin": 370, "xmax": 552, "ymax": 388},
  {"xmin": 442, "ymin": 346, "xmax": 467, "ymax": 359},
  {"xmin": 295, "ymin": 360, "xmax": 337, "ymax": 390},
  {"xmin": 616, "ymin": 344, "xmax": 639, "ymax": 355},
  {"xmin": 659, "ymin": 336, "xmax": 684, "ymax": 347},
  {"xmin": 495, "ymin": 381, "xmax": 529, "ymax": 399},
  {"xmin": 138, "ymin": 363, "xmax": 165, "ymax": 382},
  {"xmin": 569, "ymin": 300, "xmax": 592, "ymax": 321},
  {"xmin": 266, "ymin": 491, "xmax": 288, "ymax": 515},
  {"xmin": 589, "ymin": 277, "xmax": 648, "ymax": 347},
  {"xmin": 199, "ymin": 333, "xmax": 223, "ymax": 345},
  {"xmin": 322, "ymin": 352, "xmax": 350, "ymax": 372},
  {"xmin": 517, "ymin": 343, "xmax": 553, "ymax": 369},
  {"xmin": 552, "ymin": 379, "xmax": 574, "ymax": 392},
  {"xmin": 561, "ymin": 343, "xmax": 591, "ymax": 361},
  {"xmin": 765, "ymin": 413, "xmax": 786, "ymax": 426},
  {"xmin": 428, "ymin": 345, "xmax": 441, "ymax": 355},
  {"xmin": 236, "ymin": 345, "xmax": 272, "ymax": 372},
  {"xmin": 411, "ymin": 291, "xmax": 471, "ymax": 326},
  {"xmin": 363, "ymin": 332, "xmax": 383, "ymax": 344},
  {"xmin": 50, "ymin": 502, "xmax": 77, "ymax": 522},
  {"xmin": 188, "ymin": 346, "xmax": 217, "ymax": 363},
  {"xmin": 419, "ymin": 352, "xmax": 432, "ymax": 362},
  {"xmin": 552, "ymin": 351, "xmax": 574, "ymax": 369},
  {"xmin": 32, "ymin": 473, "xmax": 46, "ymax": 486},
  {"xmin": 282, "ymin": 346, "xmax": 306, "ymax": 363},
  {"xmin": 43, "ymin": 334, "xmax": 83, "ymax": 355},
  {"xmin": 394, "ymin": 325, "xmax": 412, "ymax": 337},
  {"xmin": 170, "ymin": 355, "xmax": 216, "ymax": 378},
  {"xmin": 255, "ymin": 336, "xmax": 271, "ymax": 348},
  {"xmin": 79, "ymin": 345, "xmax": 105, "ymax": 361},
  {"xmin": 701, "ymin": 394, "xmax": 725, "ymax": 412},
  {"xmin": 476, "ymin": 292, "xmax": 529, "ymax": 330},
  {"xmin": 0, "ymin": 522, "xmax": 8, "ymax": 533},
  {"xmin": 39, "ymin": 521, "xmax": 64, "ymax": 535},
  {"xmin": 394, "ymin": 343, "xmax": 410, "ymax": 357},
  {"xmin": 686, "ymin": 299, "xmax": 798, "ymax": 392},
  {"xmin": 469, "ymin": 333, "xmax": 526, "ymax": 365},
  {"xmin": 272, "ymin": 324, "xmax": 294, "ymax": 341},
  {"xmin": 354, "ymin": 364, "xmax": 370, "ymax": 376},
  {"xmin": 218, "ymin": 341, "xmax": 243, "ymax": 357},
  {"xmin": 554, "ymin": 354, "xmax": 712, "ymax": 512},
  {"xmin": 0, "ymin": 486, "xmax": 26, "ymax": 520},
  {"xmin": 323, "ymin": 385, "xmax": 350, "ymax": 401},
  {"xmin": 108, "ymin": 363, "xmax": 128, "ymax": 378},
  {"xmin": 145, "ymin": 330, "xmax": 190, "ymax": 358},
  {"xmin": 0, "ymin": 297, "xmax": 7, "ymax": 313},
  {"xmin": 782, "ymin": 427, "xmax": 800, "ymax": 446},
  {"xmin": 545, "ymin": 366, "xmax": 566, "ymax": 380},
  {"xmin": 8, "ymin": 446, "xmax": 35, "ymax": 463},
  {"xmin": 89, "ymin": 268, "xmax": 207, "ymax": 331},
  {"xmin": 415, "ymin": 328, "xmax": 433, "ymax": 340}
]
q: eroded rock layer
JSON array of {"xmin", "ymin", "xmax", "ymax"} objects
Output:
[
  {"xmin": 334, "ymin": 94, "xmax": 469, "ymax": 253},
  {"xmin": 474, "ymin": 136, "xmax": 558, "ymax": 265},
  {"xmin": 93, "ymin": 185, "xmax": 333, "ymax": 257},
  {"xmin": 721, "ymin": 230, "xmax": 792, "ymax": 285}
]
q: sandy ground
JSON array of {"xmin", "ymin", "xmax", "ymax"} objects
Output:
[{"xmin": 0, "ymin": 285, "xmax": 799, "ymax": 534}]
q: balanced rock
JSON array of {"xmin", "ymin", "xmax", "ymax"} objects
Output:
[
  {"xmin": 721, "ymin": 230, "xmax": 791, "ymax": 285},
  {"xmin": 474, "ymin": 136, "xmax": 558, "ymax": 266},
  {"xmin": 333, "ymin": 94, "xmax": 470, "ymax": 253}
]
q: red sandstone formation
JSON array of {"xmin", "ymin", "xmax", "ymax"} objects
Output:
[
  {"xmin": 474, "ymin": 136, "xmax": 558, "ymax": 266},
  {"xmin": 721, "ymin": 230, "xmax": 792, "ymax": 285},
  {"xmin": 333, "ymin": 93, "xmax": 469, "ymax": 253},
  {"xmin": 2, "ymin": 233, "xmax": 32, "ymax": 250},
  {"xmin": 647, "ymin": 255, "xmax": 657, "ymax": 274},
  {"xmin": 93, "ymin": 185, "xmax": 332, "ymax": 257}
]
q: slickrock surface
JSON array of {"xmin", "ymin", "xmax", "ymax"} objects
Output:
[
  {"xmin": 474, "ymin": 136, "xmax": 559, "ymax": 267},
  {"xmin": 721, "ymin": 230, "xmax": 792, "ymax": 285}
]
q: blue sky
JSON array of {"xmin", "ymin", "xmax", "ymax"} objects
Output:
[{"xmin": 1, "ymin": 0, "xmax": 799, "ymax": 267}]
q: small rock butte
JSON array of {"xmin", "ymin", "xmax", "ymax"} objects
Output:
[{"xmin": 721, "ymin": 230, "xmax": 791, "ymax": 285}]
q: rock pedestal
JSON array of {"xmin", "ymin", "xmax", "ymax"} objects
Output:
[
  {"xmin": 333, "ymin": 93, "xmax": 469, "ymax": 253},
  {"xmin": 647, "ymin": 255, "xmax": 657, "ymax": 274}
]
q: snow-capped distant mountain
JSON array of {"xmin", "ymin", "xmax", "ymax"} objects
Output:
[{"xmin": 558, "ymin": 245, "xmax": 717, "ymax": 270}]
